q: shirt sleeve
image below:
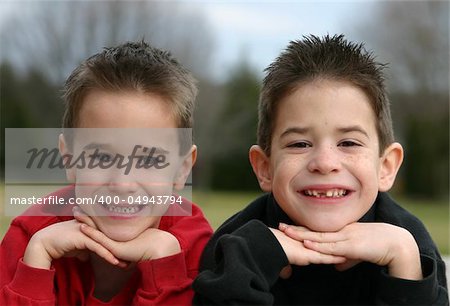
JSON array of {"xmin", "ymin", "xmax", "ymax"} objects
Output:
[
  {"xmin": 1, "ymin": 223, "xmax": 56, "ymax": 306},
  {"xmin": 376, "ymin": 254, "xmax": 449, "ymax": 305},
  {"xmin": 132, "ymin": 203, "xmax": 213, "ymax": 305},
  {"xmin": 132, "ymin": 252, "xmax": 193, "ymax": 305},
  {"xmin": 193, "ymin": 219, "xmax": 289, "ymax": 305}
]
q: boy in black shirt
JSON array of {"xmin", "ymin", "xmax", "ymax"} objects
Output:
[{"xmin": 193, "ymin": 34, "xmax": 448, "ymax": 305}]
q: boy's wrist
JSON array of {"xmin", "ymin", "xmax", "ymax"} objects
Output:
[
  {"xmin": 142, "ymin": 231, "xmax": 181, "ymax": 261},
  {"xmin": 24, "ymin": 238, "xmax": 52, "ymax": 269},
  {"xmin": 269, "ymin": 228, "xmax": 293, "ymax": 263},
  {"xmin": 387, "ymin": 233, "xmax": 422, "ymax": 280}
]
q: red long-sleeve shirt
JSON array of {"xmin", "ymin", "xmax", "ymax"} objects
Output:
[{"xmin": 1, "ymin": 186, "xmax": 213, "ymax": 305}]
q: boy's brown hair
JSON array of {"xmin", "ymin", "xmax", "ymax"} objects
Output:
[
  {"xmin": 258, "ymin": 34, "xmax": 394, "ymax": 156},
  {"xmin": 62, "ymin": 40, "xmax": 198, "ymax": 130}
]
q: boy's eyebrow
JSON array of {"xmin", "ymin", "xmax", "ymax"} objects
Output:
[
  {"xmin": 82, "ymin": 142, "xmax": 112, "ymax": 150},
  {"xmin": 280, "ymin": 126, "xmax": 370, "ymax": 138},
  {"xmin": 82, "ymin": 142, "xmax": 170, "ymax": 154},
  {"xmin": 280, "ymin": 127, "xmax": 309, "ymax": 138},
  {"xmin": 337, "ymin": 125, "xmax": 369, "ymax": 138},
  {"xmin": 141, "ymin": 146, "xmax": 170, "ymax": 155}
]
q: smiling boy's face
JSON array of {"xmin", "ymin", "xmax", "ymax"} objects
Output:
[
  {"xmin": 250, "ymin": 79, "xmax": 403, "ymax": 232},
  {"xmin": 60, "ymin": 89, "xmax": 194, "ymax": 242}
]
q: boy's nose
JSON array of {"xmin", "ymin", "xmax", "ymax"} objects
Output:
[
  {"xmin": 107, "ymin": 172, "xmax": 140, "ymax": 194},
  {"xmin": 307, "ymin": 145, "xmax": 341, "ymax": 174}
]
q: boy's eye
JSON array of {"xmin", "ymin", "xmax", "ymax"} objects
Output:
[
  {"xmin": 141, "ymin": 156, "xmax": 157, "ymax": 166},
  {"xmin": 287, "ymin": 141, "xmax": 311, "ymax": 148},
  {"xmin": 338, "ymin": 140, "xmax": 361, "ymax": 147},
  {"xmin": 93, "ymin": 152, "xmax": 113, "ymax": 162}
]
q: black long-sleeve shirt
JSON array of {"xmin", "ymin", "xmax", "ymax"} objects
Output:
[{"xmin": 193, "ymin": 192, "xmax": 448, "ymax": 305}]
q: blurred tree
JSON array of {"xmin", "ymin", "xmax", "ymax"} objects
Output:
[
  {"xmin": 0, "ymin": 1, "xmax": 217, "ymax": 186},
  {"xmin": 0, "ymin": 62, "xmax": 62, "ymax": 176},
  {"xmin": 1, "ymin": 63, "xmax": 39, "ymax": 129},
  {"xmin": 351, "ymin": 1, "xmax": 449, "ymax": 199},
  {"xmin": 0, "ymin": 1, "xmax": 214, "ymax": 82},
  {"xmin": 193, "ymin": 81, "xmax": 226, "ymax": 189},
  {"xmin": 403, "ymin": 114, "xmax": 449, "ymax": 198},
  {"xmin": 207, "ymin": 57, "xmax": 261, "ymax": 190}
]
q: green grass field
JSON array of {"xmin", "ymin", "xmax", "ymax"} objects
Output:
[{"xmin": 1, "ymin": 190, "xmax": 449, "ymax": 254}]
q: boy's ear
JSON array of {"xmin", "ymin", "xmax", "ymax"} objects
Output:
[
  {"xmin": 378, "ymin": 142, "xmax": 403, "ymax": 192},
  {"xmin": 173, "ymin": 145, "xmax": 197, "ymax": 190},
  {"xmin": 249, "ymin": 145, "xmax": 272, "ymax": 192},
  {"xmin": 58, "ymin": 133, "xmax": 76, "ymax": 182}
]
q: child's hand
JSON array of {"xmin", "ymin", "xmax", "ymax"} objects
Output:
[
  {"xmin": 269, "ymin": 227, "xmax": 346, "ymax": 278},
  {"xmin": 72, "ymin": 206, "xmax": 97, "ymax": 229},
  {"xmin": 73, "ymin": 206, "xmax": 180, "ymax": 263},
  {"xmin": 23, "ymin": 220, "xmax": 121, "ymax": 270},
  {"xmin": 280, "ymin": 222, "xmax": 422, "ymax": 280},
  {"xmin": 79, "ymin": 224, "xmax": 181, "ymax": 263},
  {"xmin": 73, "ymin": 206, "xmax": 129, "ymax": 268}
]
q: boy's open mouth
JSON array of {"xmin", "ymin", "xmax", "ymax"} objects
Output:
[{"xmin": 301, "ymin": 188, "xmax": 350, "ymax": 198}]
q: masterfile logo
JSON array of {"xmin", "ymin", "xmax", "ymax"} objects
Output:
[{"xmin": 4, "ymin": 128, "xmax": 193, "ymax": 217}]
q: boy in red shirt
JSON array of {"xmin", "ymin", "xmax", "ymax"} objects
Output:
[{"xmin": 1, "ymin": 41, "xmax": 212, "ymax": 305}]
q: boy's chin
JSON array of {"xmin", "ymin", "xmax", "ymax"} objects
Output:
[
  {"xmin": 303, "ymin": 220, "xmax": 348, "ymax": 233},
  {"xmin": 98, "ymin": 221, "xmax": 154, "ymax": 242},
  {"xmin": 93, "ymin": 215, "xmax": 161, "ymax": 242},
  {"xmin": 101, "ymin": 228, "xmax": 142, "ymax": 242}
]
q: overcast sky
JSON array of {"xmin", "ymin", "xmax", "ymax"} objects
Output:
[
  {"xmin": 196, "ymin": 1, "xmax": 378, "ymax": 80},
  {"xmin": 0, "ymin": 0, "xmax": 390, "ymax": 81}
]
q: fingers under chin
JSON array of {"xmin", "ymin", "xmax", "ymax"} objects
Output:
[
  {"xmin": 73, "ymin": 207, "xmax": 97, "ymax": 228},
  {"xmin": 86, "ymin": 240, "xmax": 119, "ymax": 265},
  {"xmin": 80, "ymin": 223, "xmax": 99, "ymax": 238}
]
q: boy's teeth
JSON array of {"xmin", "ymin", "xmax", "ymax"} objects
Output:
[
  {"xmin": 304, "ymin": 189, "xmax": 347, "ymax": 198},
  {"xmin": 107, "ymin": 205, "xmax": 138, "ymax": 214}
]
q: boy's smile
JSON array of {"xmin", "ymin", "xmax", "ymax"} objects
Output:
[{"xmin": 251, "ymin": 79, "xmax": 401, "ymax": 232}]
